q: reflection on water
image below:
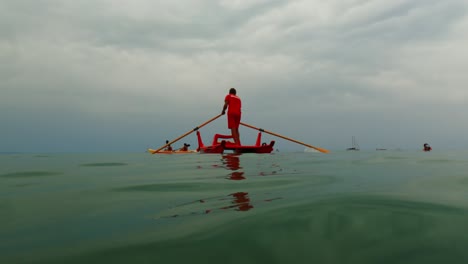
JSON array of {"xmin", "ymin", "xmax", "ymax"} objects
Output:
[
  {"xmin": 42, "ymin": 195, "xmax": 468, "ymax": 264},
  {"xmin": 220, "ymin": 192, "xmax": 253, "ymax": 211},
  {"xmin": 80, "ymin": 162, "xmax": 128, "ymax": 167},
  {"xmin": 221, "ymin": 154, "xmax": 283, "ymax": 180},
  {"xmin": 228, "ymin": 171, "xmax": 245, "ymax": 180},
  {"xmin": 158, "ymin": 191, "xmax": 282, "ymax": 218},
  {"xmin": 222, "ymin": 154, "xmax": 242, "ymax": 170},
  {"xmin": 221, "ymin": 154, "xmax": 245, "ymax": 180},
  {"xmin": 153, "ymin": 154, "xmax": 285, "ymax": 219},
  {"xmin": 0, "ymin": 171, "xmax": 62, "ymax": 178},
  {"xmin": 7, "ymin": 151, "xmax": 468, "ymax": 264}
]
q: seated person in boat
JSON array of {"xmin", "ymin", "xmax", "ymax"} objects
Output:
[
  {"xmin": 164, "ymin": 140, "xmax": 173, "ymax": 151},
  {"xmin": 178, "ymin": 143, "xmax": 190, "ymax": 151},
  {"xmin": 423, "ymin": 143, "xmax": 432, "ymax": 152}
]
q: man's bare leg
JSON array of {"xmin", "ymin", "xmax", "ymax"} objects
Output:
[{"xmin": 231, "ymin": 128, "xmax": 241, "ymax": 145}]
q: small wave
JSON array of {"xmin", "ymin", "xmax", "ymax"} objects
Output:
[
  {"xmin": 417, "ymin": 159, "xmax": 458, "ymax": 164},
  {"xmin": 115, "ymin": 180, "xmax": 296, "ymax": 193},
  {"xmin": 34, "ymin": 155, "xmax": 50, "ymax": 158},
  {"xmin": 80, "ymin": 162, "xmax": 128, "ymax": 167},
  {"xmin": 154, "ymin": 192, "xmax": 283, "ymax": 219},
  {"xmin": 0, "ymin": 171, "xmax": 63, "ymax": 178},
  {"xmin": 116, "ymin": 183, "xmax": 208, "ymax": 192}
]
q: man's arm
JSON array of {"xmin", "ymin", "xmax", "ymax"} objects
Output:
[{"xmin": 221, "ymin": 100, "xmax": 228, "ymax": 115}]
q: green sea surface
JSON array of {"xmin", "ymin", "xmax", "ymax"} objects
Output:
[{"xmin": 1, "ymin": 150, "xmax": 468, "ymax": 263}]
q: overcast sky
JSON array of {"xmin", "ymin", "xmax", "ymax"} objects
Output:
[{"xmin": 1, "ymin": 0, "xmax": 468, "ymax": 152}]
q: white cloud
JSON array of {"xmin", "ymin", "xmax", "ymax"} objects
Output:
[
  {"xmin": 1, "ymin": 0, "xmax": 468, "ymax": 151},
  {"xmin": 219, "ymin": 0, "xmax": 272, "ymax": 11}
]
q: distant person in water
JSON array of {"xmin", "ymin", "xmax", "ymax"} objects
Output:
[
  {"xmin": 221, "ymin": 88, "xmax": 242, "ymax": 145},
  {"xmin": 423, "ymin": 143, "xmax": 432, "ymax": 152},
  {"xmin": 179, "ymin": 143, "xmax": 190, "ymax": 151},
  {"xmin": 164, "ymin": 140, "xmax": 173, "ymax": 151}
]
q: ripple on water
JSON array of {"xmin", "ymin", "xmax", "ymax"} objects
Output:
[
  {"xmin": 80, "ymin": 162, "xmax": 128, "ymax": 167},
  {"xmin": 0, "ymin": 171, "xmax": 63, "ymax": 178},
  {"xmin": 154, "ymin": 191, "xmax": 284, "ymax": 219},
  {"xmin": 417, "ymin": 159, "xmax": 455, "ymax": 164},
  {"xmin": 34, "ymin": 155, "xmax": 50, "ymax": 158},
  {"xmin": 44, "ymin": 195, "xmax": 468, "ymax": 264},
  {"xmin": 146, "ymin": 175, "xmax": 337, "ymax": 219},
  {"xmin": 458, "ymin": 177, "xmax": 468, "ymax": 186},
  {"xmin": 114, "ymin": 180, "xmax": 296, "ymax": 193}
]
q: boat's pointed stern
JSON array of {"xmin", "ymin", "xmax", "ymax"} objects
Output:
[
  {"xmin": 196, "ymin": 131, "xmax": 205, "ymax": 151},
  {"xmin": 255, "ymin": 132, "xmax": 262, "ymax": 146}
]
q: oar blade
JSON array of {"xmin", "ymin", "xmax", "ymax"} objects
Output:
[{"xmin": 313, "ymin": 147, "xmax": 330, "ymax": 154}]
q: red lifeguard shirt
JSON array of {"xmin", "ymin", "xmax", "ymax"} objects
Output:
[{"xmin": 225, "ymin": 94, "xmax": 241, "ymax": 114}]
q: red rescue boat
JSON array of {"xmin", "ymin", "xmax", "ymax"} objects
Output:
[{"xmin": 196, "ymin": 131, "xmax": 275, "ymax": 154}]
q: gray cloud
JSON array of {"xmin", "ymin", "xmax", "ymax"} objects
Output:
[{"xmin": 1, "ymin": 0, "xmax": 468, "ymax": 152}]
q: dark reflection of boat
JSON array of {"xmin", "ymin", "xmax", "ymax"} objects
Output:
[
  {"xmin": 222, "ymin": 154, "xmax": 245, "ymax": 180},
  {"xmin": 161, "ymin": 192, "xmax": 267, "ymax": 217},
  {"xmin": 228, "ymin": 171, "xmax": 245, "ymax": 180},
  {"xmin": 220, "ymin": 192, "xmax": 254, "ymax": 211}
]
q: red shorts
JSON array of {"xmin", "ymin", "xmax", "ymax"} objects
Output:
[{"xmin": 227, "ymin": 113, "xmax": 241, "ymax": 129}]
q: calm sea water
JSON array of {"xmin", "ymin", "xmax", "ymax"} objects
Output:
[{"xmin": 2, "ymin": 150, "xmax": 468, "ymax": 263}]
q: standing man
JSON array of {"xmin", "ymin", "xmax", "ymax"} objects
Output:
[{"xmin": 221, "ymin": 88, "xmax": 242, "ymax": 145}]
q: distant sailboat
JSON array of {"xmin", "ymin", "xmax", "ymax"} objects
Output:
[{"xmin": 347, "ymin": 136, "xmax": 360, "ymax": 151}]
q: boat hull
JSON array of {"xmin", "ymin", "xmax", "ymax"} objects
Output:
[
  {"xmin": 148, "ymin": 149, "xmax": 198, "ymax": 154},
  {"xmin": 224, "ymin": 142, "xmax": 275, "ymax": 154},
  {"xmin": 197, "ymin": 131, "xmax": 275, "ymax": 154},
  {"xmin": 199, "ymin": 142, "xmax": 275, "ymax": 154},
  {"xmin": 198, "ymin": 141, "xmax": 226, "ymax": 154}
]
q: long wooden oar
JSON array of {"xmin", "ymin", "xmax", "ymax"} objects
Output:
[
  {"xmin": 149, "ymin": 114, "xmax": 222, "ymax": 154},
  {"xmin": 240, "ymin": 122, "xmax": 330, "ymax": 153}
]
